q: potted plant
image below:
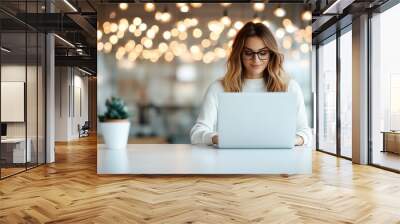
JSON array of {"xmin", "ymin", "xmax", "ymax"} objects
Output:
[{"xmin": 98, "ymin": 97, "xmax": 131, "ymax": 149}]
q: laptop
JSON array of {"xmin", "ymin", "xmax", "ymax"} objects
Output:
[{"xmin": 217, "ymin": 93, "xmax": 297, "ymax": 149}]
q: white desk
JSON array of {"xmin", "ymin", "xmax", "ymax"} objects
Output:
[
  {"xmin": 1, "ymin": 138, "xmax": 31, "ymax": 163},
  {"xmin": 97, "ymin": 144, "xmax": 312, "ymax": 174}
]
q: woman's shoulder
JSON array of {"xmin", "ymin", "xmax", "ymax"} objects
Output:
[
  {"xmin": 207, "ymin": 79, "xmax": 224, "ymax": 93},
  {"xmin": 287, "ymin": 79, "xmax": 302, "ymax": 93}
]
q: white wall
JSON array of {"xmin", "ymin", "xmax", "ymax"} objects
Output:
[
  {"xmin": 1, "ymin": 65, "xmax": 37, "ymax": 137},
  {"xmin": 1, "ymin": 64, "xmax": 46, "ymax": 164},
  {"xmin": 55, "ymin": 67, "xmax": 89, "ymax": 141}
]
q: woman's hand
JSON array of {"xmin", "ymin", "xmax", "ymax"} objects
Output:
[
  {"xmin": 212, "ymin": 135, "xmax": 219, "ymax": 145},
  {"xmin": 295, "ymin": 135, "xmax": 304, "ymax": 146}
]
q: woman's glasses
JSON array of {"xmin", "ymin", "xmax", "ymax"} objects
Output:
[{"xmin": 242, "ymin": 47, "xmax": 270, "ymax": 61}]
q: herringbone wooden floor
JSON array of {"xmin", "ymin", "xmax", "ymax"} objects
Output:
[{"xmin": 1, "ymin": 136, "xmax": 400, "ymax": 224}]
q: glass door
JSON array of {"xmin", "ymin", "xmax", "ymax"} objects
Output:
[{"xmin": 317, "ymin": 36, "xmax": 337, "ymax": 155}]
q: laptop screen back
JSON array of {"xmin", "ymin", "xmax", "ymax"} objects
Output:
[{"xmin": 217, "ymin": 93, "xmax": 297, "ymax": 149}]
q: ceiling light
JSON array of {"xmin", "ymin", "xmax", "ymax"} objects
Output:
[
  {"xmin": 97, "ymin": 42, "xmax": 104, "ymax": 51},
  {"xmin": 214, "ymin": 47, "xmax": 226, "ymax": 58},
  {"xmin": 125, "ymin": 40, "xmax": 136, "ymax": 52},
  {"xmin": 227, "ymin": 28, "xmax": 236, "ymax": 38},
  {"xmin": 191, "ymin": 18, "xmax": 199, "ymax": 26},
  {"xmin": 190, "ymin": 3, "xmax": 202, "ymax": 8},
  {"xmin": 110, "ymin": 23, "xmax": 118, "ymax": 33},
  {"xmin": 180, "ymin": 5, "xmax": 189, "ymax": 13},
  {"xmin": 63, "ymin": 0, "xmax": 78, "ymax": 12},
  {"xmin": 164, "ymin": 52, "xmax": 174, "ymax": 62},
  {"xmin": 171, "ymin": 28, "xmax": 179, "ymax": 37},
  {"xmin": 163, "ymin": 31, "xmax": 171, "ymax": 40},
  {"xmin": 262, "ymin": 20, "xmax": 271, "ymax": 28},
  {"xmin": 322, "ymin": 0, "xmax": 346, "ymax": 14},
  {"xmin": 201, "ymin": 39, "xmax": 211, "ymax": 48},
  {"xmin": 54, "ymin": 34, "xmax": 75, "ymax": 48},
  {"xmin": 285, "ymin": 25, "xmax": 297, "ymax": 33},
  {"xmin": 220, "ymin": 9, "xmax": 231, "ymax": 27},
  {"xmin": 220, "ymin": 3, "xmax": 231, "ymax": 7},
  {"xmin": 274, "ymin": 7, "xmax": 286, "ymax": 17},
  {"xmin": 282, "ymin": 18, "xmax": 292, "ymax": 28},
  {"xmin": 253, "ymin": 17, "xmax": 261, "ymax": 23},
  {"xmin": 234, "ymin": 21, "xmax": 244, "ymax": 30},
  {"xmin": 1, "ymin": 47, "xmax": 11, "ymax": 53},
  {"xmin": 134, "ymin": 29, "xmax": 142, "ymax": 37},
  {"xmin": 282, "ymin": 36, "xmax": 292, "ymax": 49},
  {"xmin": 104, "ymin": 42, "xmax": 112, "ymax": 53},
  {"xmin": 178, "ymin": 32, "xmax": 188, "ymax": 40},
  {"xmin": 133, "ymin": 17, "xmax": 142, "ymax": 26},
  {"xmin": 118, "ymin": 19, "xmax": 129, "ymax": 31},
  {"xmin": 128, "ymin": 24, "xmax": 136, "ymax": 33},
  {"xmin": 103, "ymin": 21, "xmax": 111, "ymax": 34},
  {"xmin": 155, "ymin": 11, "xmax": 162, "ymax": 21},
  {"xmin": 210, "ymin": 32, "xmax": 219, "ymax": 41},
  {"xmin": 78, "ymin": 67, "xmax": 93, "ymax": 76},
  {"xmin": 221, "ymin": 16, "xmax": 231, "ymax": 26},
  {"xmin": 119, "ymin": 3, "xmax": 128, "ymax": 10},
  {"xmin": 146, "ymin": 30, "xmax": 156, "ymax": 39},
  {"xmin": 97, "ymin": 30, "xmax": 103, "ymax": 41},
  {"xmin": 144, "ymin": 3, "xmax": 155, "ymax": 12},
  {"xmin": 184, "ymin": 18, "xmax": 192, "ymax": 27},
  {"xmin": 158, "ymin": 42, "xmax": 168, "ymax": 53},
  {"xmin": 302, "ymin": 11, "xmax": 312, "ymax": 21},
  {"xmin": 139, "ymin": 23, "xmax": 147, "ymax": 31},
  {"xmin": 161, "ymin": 12, "xmax": 171, "ymax": 23},
  {"xmin": 116, "ymin": 30, "xmax": 125, "ymax": 39},
  {"xmin": 177, "ymin": 22, "xmax": 186, "ymax": 32},
  {"xmin": 176, "ymin": 3, "xmax": 186, "ymax": 8},
  {"xmin": 193, "ymin": 28, "xmax": 202, "ymax": 38},
  {"xmin": 275, "ymin": 28, "xmax": 285, "ymax": 39},
  {"xmin": 253, "ymin": 3, "xmax": 265, "ymax": 12},
  {"xmin": 109, "ymin": 35, "xmax": 118, "ymax": 45},
  {"xmin": 151, "ymin": 25, "xmax": 159, "ymax": 33},
  {"xmin": 143, "ymin": 39, "xmax": 153, "ymax": 49},
  {"xmin": 208, "ymin": 20, "xmax": 224, "ymax": 33}
]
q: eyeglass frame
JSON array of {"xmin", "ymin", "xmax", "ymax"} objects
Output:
[{"xmin": 241, "ymin": 47, "xmax": 270, "ymax": 61}]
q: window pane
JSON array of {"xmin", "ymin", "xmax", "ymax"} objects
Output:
[
  {"xmin": 318, "ymin": 38, "xmax": 337, "ymax": 154},
  {"xmin": 371, "ymin": 3, "xmax": 400, "ymax": 171},
  {"xmin": 340, "ymin": 30, "xmax": 352, "ymax": 158}
]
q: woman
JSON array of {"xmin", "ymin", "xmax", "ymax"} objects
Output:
[{"xmin": 190, "ymin": 22, "xmax": 312, "ymax": 146}]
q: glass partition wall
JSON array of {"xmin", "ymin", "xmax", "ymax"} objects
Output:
[
  {"xmin": 339, "ymin": 28, "xmax": 352, "ymax": 159},
  {"xmin": 0, "ymin": 1, "xmax": 46, "ymax": 179},
  {"xmin": 316, "ymin": 26, "xmax": 352, "ymax": 159},
  {"xmin": 317, "ymin": 36, "xmax": 337, "ymax": 155},
  {"xmin": 370, "ymin": 2, "xmax": 400, "ymax": 171}
]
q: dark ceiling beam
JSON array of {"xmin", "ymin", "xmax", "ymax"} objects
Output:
[
  {"xmin": 13, "ymin": 13, "xmax": 82, "ymax": 32},
  {"xmin": 66, "ymin": 13, "xmax": 96, "ymax": 42},
  {"xmin": 0, "ymin": 7, "xmax": 38, "ymax": 31},
  {"xmin": 55, "ymin": 55, "xmax": 96, "ymax": 72}
]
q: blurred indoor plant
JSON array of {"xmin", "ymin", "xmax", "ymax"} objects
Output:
[{"xmin": 98, "ymin": 97, "xmax": 131, "ymax": 149}]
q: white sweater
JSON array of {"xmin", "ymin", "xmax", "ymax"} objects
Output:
[{"xmin": 190, "ymin": 78, "xmax": 312, "ymax": 146}]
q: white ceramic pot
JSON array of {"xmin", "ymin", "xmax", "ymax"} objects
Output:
[{"xmin": 100, "ymin": 120, "xmax": 130, "ymax": 149}]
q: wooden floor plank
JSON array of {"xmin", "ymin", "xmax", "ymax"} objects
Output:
[{"xmin": 0, "ymin": 135, "xmax": 400, "ymax": 223}]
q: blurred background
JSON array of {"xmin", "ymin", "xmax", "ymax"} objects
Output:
[{"xmin": 97, "ymin": 3, "xmax": 312, "ymax": 143}]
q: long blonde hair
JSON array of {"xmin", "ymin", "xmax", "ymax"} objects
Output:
[{"xmin": 222, "ymin": 22, "xmax": 289, "ymax": 92}]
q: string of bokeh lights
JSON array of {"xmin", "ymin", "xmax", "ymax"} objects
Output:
[{"xmin": 97, "ymin": 3, "xmax": 312, "ymax": 64}]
